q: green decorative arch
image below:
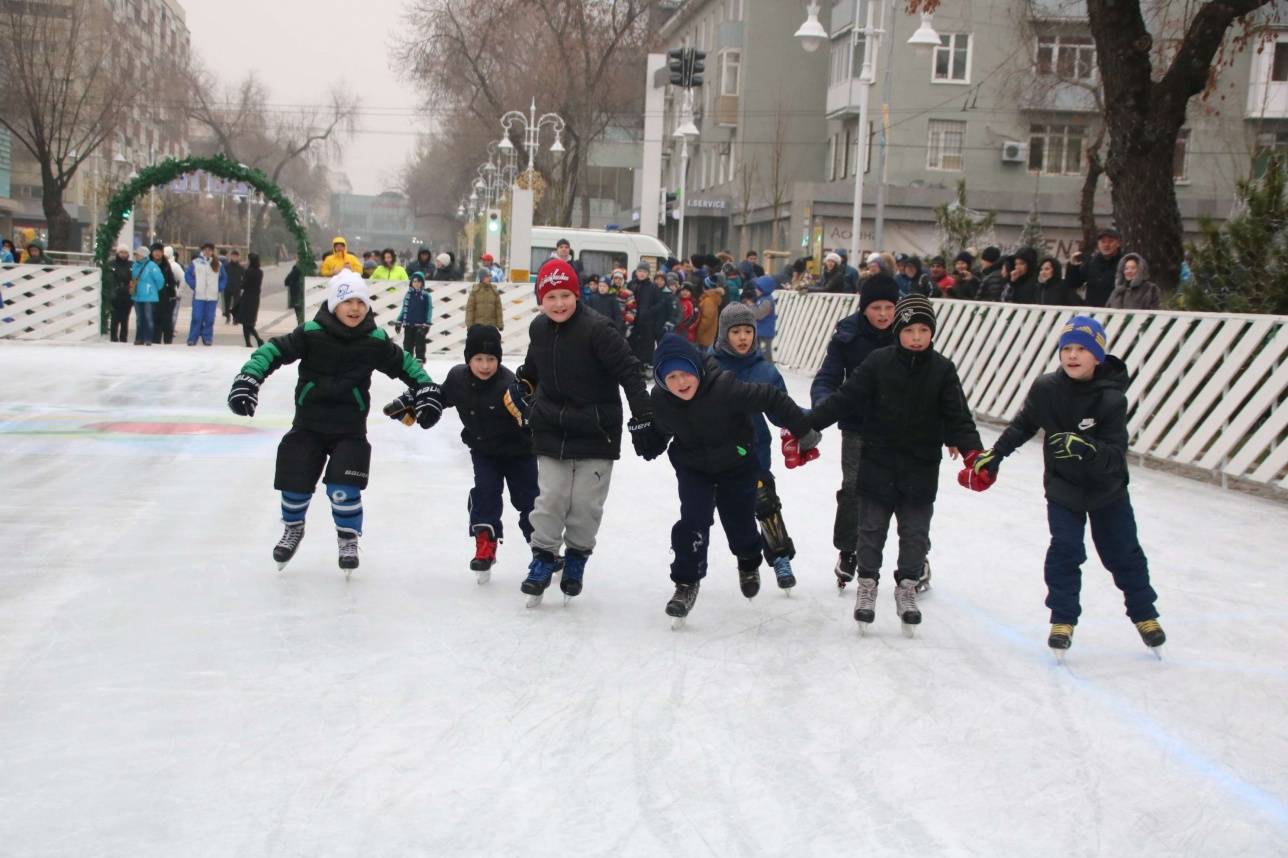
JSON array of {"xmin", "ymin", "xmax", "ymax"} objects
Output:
[{"xmin": 94, "ymin": 154, "xmax": 316, "ymax": 330}]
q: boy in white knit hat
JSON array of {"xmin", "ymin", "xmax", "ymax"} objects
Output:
[{"xmin": 226, "ymin": 270, "xmax": 443, "ymax": 574}]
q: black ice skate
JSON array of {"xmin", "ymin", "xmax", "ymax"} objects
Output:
[
  {"xmin": 274, "ymin": 521, "xmax": 305, "ymax": 570},
  {"xmin": 337, "ymin": 530, "xmax": 360, "ymax": 578},
  {"xmin": 835, "ymin": 551, "xmax": 857, "ymax": 594},
  {"xmin": 471, "ymin": 531, "xmax": 498, "ymax": 584},
  {"xmin": 1048, "ymin": 623, "xmax": 1074, "ymax": 661},
  {"xmin": 666, "ymin": 582, "xmax": 700, "ymax": 629},
  {"xmin": 737, "ymin": 557, "xmax": 761, "ymax": 600},
  {"xmin": 894, "ymin": 579, "xmax": 921, "ymax": 637},
  {"xmin": 853, "ymin": 578, "xmax": 878, "ymax": 632},
  {"xmin": 1135, "ymin": 618, "xmax": 1166, "ymax": 659}
]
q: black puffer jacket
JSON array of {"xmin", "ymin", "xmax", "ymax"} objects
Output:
[
  {"xmin": 240, "ymin": 305, "xmax": 431, "ymax": 434},
  {"xmin": 810, "ymin": 344, "xmax": 983, "ymax": 504},
  {"xmin": 110, "ymin": 257, "xmax": 133, "ymax": 307},
  {"xmin": 440, "ymin": 363, "xmax": 531, "ymax": 458},
  {"xmin": 991, "ymin": 356, "xmax": 1130, "ymax": 512},
  {"xmin": 1066, "ymin": 250, "xmax": 1122, "ymax": 307},
  {"xmin": 978, "ymin": 262, "xmax": 1008, "ymax": 302},
  {"xmin": 522, "ymin": 302, "xmax": 649, "ymax": 460},
  {"xmin": 809, "ymin": 311, "xmax": 894, "ymax": 433},
  {"xmin": 650, "ymin": 338, "xmax": 811, "ymax": 477}
]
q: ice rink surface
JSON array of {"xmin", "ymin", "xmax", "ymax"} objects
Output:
[{"xmin": 1, "ymin": 341, "xmax": 1285, "ymax": 857}]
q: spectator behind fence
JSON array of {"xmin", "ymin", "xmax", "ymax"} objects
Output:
[
  {"xmin": 235, "ymin": 252, "xmax": 264, "ymax": 347},
  {"xmin": 1066, "ymin": 227, "xmax": 1123, "ymax": 307},
  {"xmin": 320, "ymin": 237, "xmax": 361, "ymax": 276},
  {"xmin": 816, "ymin": 252, "xmax": 849, "ymax": 293},
  {"xmin": 467, "ymin": 269, "xmax": 504, "ymax": 330},
  {"xmin": 371, "ymin": 248, "xmax": 408, "ymax": 281},
  {"xmin": 950, "ymin": 252, "xmax": 979, "ymax": 299},
  {"xmin": 1108, "ymin": 253, "xmax": 1161, "ymax": 310},
  {"xmin": 1004, "ymin": 247, "xmax": 1040, "ymax": 304},
  {"xmin": 1038, "ymin": 257, "xmax": 1080, "ymax": 306},
  {"xmin": 977, "ymin": 246, "xmax": 1007, "ymax": 301},
  {"xmin": 1, "ymin": 239, "xmax": 15, "ymax": 263}
]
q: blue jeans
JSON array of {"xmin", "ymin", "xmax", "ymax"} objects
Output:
[
  {"xmin": 1044, "ymin": 493, "xmax": 1159, "ymax": 625},
  {"xmin": 133, "ymin": 302, "xmax": 155, "ymax": 343},
  {"xmin": 188, "ymin": 298, "xmax": 217, "ymax": 345}
]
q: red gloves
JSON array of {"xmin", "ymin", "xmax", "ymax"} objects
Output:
[
  {"xmin": 957, "ymin": 449, "xmax": 998, "ymax": 492},
  {"xmin": 782, "ymin": 429, "xmax": 821, "ymax": 469}
]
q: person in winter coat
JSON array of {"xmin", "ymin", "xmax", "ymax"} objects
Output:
[
  {"xmin": 477, "ymin": 253, "xmax": 504, "ymax": 283},
  {"xmin": 637, "ymin": 332, "xmax": 818, "ymax": 621},
  {"xmin": 387, "ymin": 325, "xmax": 536, "ymax": 578},
  {"xmin": 1065, "ymin": 227, "xmax": 1123, "ymax": 307},
  {"xmin": 675, "ymin": 283, "xmax": 698, "ymax": 342},
  {"xmin": 655, "ymin": 272, "xmax": 679, "ymax": 334},
  {"xmin": 223, "ymin": 250, "xmax": 245, "ymax": 324},
  {"xmin": 184, "ymin": 243, "xmax": 227, "ymax": 346},
  {"xmin": 927, "ymin": 256, "xmax": 955, "ymax": 295},
  {"xmin": 815, "ymin": 252, "xmax": 850, "ymax": 294},
  {"xmin": 977, "ymin": 246, "xmax": 1008, "ymax": 302},
  {"xmin": 1037, "ymin": 257, "xmax": 1080, "ymax": 306},
  {"xmin": 406, "ymin": 247, "xmax": 436, "ymax": 279},
  {"xmin": 948, "ymin": 252, "xmax": 979, "ymax": 299},
  {"xmin": 810, "ymin": 295, "xmax": 983, "ymax": 632},
  {"xmin": 1108, "ymin": 253, "xmax": 1161, "ymax": 310},
  {"xmin": 108, "ymin": 246, "xmax": 133, "ymax": 342},
  {"xmin": 0, "ymin": 239, "xmax": 16, "ymax": 263},
  {"xmin": 628, "ymin": 262, "xmax": 661, "ymax": 368},
  {"xmin": 235, "ymin": 252, "xmax": 265, "ymax": 347},
  {"xmin": 750, "ymin": 274, "xmax": 779, "ymax": 364},
  {"xmin": 694, "ymin": 282, "xmax": 724, "ymax": 348},
  {"xmin": 23, "ymin": 240, "xmax": 47, "ymax": 265},
  {"xmin": 899, "ymin": 256, "xmax": 938, "ymax": 297},
  {"xmin": 394, "ymin": 270, "xmax": 433, "ymax": 362},
  {"xmin": 1004, "ymin": 247, "xmax": 1040, "ymax": 304},
  {"xmin": 320, "ymin": 237, "xmax": 362, "ymax": 277},
  {"xmin": 959, "ymin": 315, "xmax": 1165, "ymax": 656},
  {"xmin": 160, "ymin": 246, "xmax": 185, "ymax": 344},
  {"xmin": 285, "ymin": 263, "xmax": 305, "ymax": 324},
  {"xmin": 129, "ymin": 246, "xmax": 164, "ymax": 346},
  {"xmin": 227, "ymin": 270, "xmax": 440, "ymax": 574},
  {"xmin": 585, "ymin": 277, "xmax": 626, "ymax": 333},
  {"xmin": 371, "ymin": 249, "xmax": 409, "ymax": 281},
  {"xmin": 430, "ymin": 252, "xmax": 455, "ymax": 281},
  {"xmin": 466, "ymin": 270, "xmax": 504, "ymax": 330},
  {"xmin": 737, "ymin": 251, "xmax": 765, "ymax": 282},
  {"xmin": 810, "ymin": 273, "xmax": 899, "ymax": 587}
]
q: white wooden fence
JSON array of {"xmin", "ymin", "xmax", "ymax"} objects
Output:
[
  {"xmin": 304, "ymin": 277, "xmax": 539, "ymax": 356},
  {"xmin": 773, "ymin": 291, "xmax": 1288, "ymax": 490},
  {"xmin": 0, "ymin": 264, "xmax": 103, "ymax": 342}
]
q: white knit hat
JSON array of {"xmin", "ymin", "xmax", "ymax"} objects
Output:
[
  {"xmin": 326, "ymin": 269, "xmax": 373, "ymax": 312},
  {"xmin": 825, "ymin": 252, "xmax": 842, "ymax": 265},
  {"xmin": 435, "ymin": 252, "xmax": 451, "ymax": 267}
]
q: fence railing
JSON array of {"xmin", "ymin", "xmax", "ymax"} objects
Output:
[
  {"xmin": 773, "ymin": 291, "xmax": 1288, "ymax": 490},
  {"xmin": 0, "ymin": 264, "xmax": 103, "ymax": 342},
  {"xmin": 304, "ymin": 277, "xmax": 538, "ymax": 356}
]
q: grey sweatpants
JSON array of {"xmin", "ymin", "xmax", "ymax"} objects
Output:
[
  {"xmin": 529, "ymin": 456, "xmax": 615, "ymax": 555},
  {"xmin": 856, "ymin": 495, "xmax": 934, "ymax": 583},
  {"xmin": 833, "ymin": 431, "xmax": 864, "ymax": 552}
]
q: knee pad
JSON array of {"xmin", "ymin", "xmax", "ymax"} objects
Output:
[{"xmin": 326, "ymin": 483, "xmax": 363, "ymax": 537}]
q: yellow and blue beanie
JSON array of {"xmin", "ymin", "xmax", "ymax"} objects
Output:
[{"xmin": 1058, "ymin": 315, "xmax": 1107, "ymax": 363}]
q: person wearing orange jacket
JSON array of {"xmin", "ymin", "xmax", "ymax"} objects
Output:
[
  {"xmin": 320, "ymin": 237, "xmax": 362, "ymax": 276},
  {"xmin": 694, "ymin": 281, "xmax": 724, "ymax": 348}
]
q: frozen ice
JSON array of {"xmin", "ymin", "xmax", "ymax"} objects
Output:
[{"xmin": 0, "ymin": 341, "xmax": 1286, "ymax": 856}]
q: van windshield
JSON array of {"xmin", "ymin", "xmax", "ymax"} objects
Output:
[
  {"xmin": 530, "ymin": 247, "xmax": 557, "ymax": 272},
  {"xmin": 579, "ymin": 249, "xmax": 628, "ymax": 279}
]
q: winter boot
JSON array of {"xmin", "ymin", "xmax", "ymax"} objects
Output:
[
  {"xmin": 560, "ymin": 550, "xmax": 589, "ymax": 599},
  {"xmin": 772, "ymin": 555, "xmax": 796, "ymax": 590},
  {"xmin": 521, "ymin": 550, "xmax": 560, "ymax": 605},
  {"xmin": 853, "ymin": 577, "xmax": 878, "ymax": 625},
  {"xmin": 737, "ymin": 555, "xmax": 761, "ymax": 599},
  {"xmin": 337, "ymin": 531, "xmax": 360, "ymax": 573},
  {"xmin": 470, "ymin": 531, "xmax": 498, "ymax": 572},
  {"xmin": 666, "ymin": 581, "xmax": 700, "ymax": 619},
  {"xmin": 894, "ymin": 579, "xmax": 922, "ymax": 634},
  {"xmin": 835, "ymin": 551, "xmax": 857, "ymax": 591},
  {"xmin": 1135, "ymin": 618, "xmax": 1166, "ymax": 656},
  {"xmin": 1048, "ymin": 623, "xmax": 1074, "ymax": 652},
  {"xmin": 273, "ymin": 521, "xmax": 305, "ymax": 569}
]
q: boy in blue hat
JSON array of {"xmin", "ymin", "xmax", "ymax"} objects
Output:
[{"xmin": 960, "ymin": 315, "xmax": 1165, "ymax": 657}]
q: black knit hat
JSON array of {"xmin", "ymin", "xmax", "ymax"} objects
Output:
[
  {"xmin": 465, "ymin": 324, "xmax": 503, "ymax": 361},
  {"xmin": 859, "ymin": 273, "xmax": 900, "ymax": 311},
  {"xmin": 981, "ymin": 246, "xmax": 1001, "ymax": 264},
  {"xmin": 893, "ymin": 295, "xmax": 936, "ymax": 335}
]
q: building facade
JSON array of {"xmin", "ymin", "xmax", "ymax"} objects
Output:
[{"xmin": 330, "ymin": 192, "xmax": 418, "ymax": 254}]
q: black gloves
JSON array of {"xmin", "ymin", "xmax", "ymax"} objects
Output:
[
  {"xmin": 503, "ymin": 377, "xmax": 534, "ymax": 428},
  {"xmin": 629, "ymin": 416, "xmax": 668, "ymax": 461},
  {"xmin": 228, "ymin": 373, "xmax": 261, "ymax": 416},
  {"xmin": 1048, "ymin": 432, "xmax": 1097, "ymax": 462},
  {"xmin": 383, "ymin": 390, "xmax": 416, "ymax": 426},
  {"xmin": 413, "ymin": 382, "xmax": 444, "ymax": 429}
]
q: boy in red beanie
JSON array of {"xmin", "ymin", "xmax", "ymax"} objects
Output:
[{"xmin": 505, "ymin": 258, "xmax": 655, "ymax": 606}]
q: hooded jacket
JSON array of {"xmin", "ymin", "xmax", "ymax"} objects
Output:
[
  {"xmin": 440, "ymin": 363, "xmax": 531, "ymax": 458},
  {"xmin": 712, "ymin": 324, "xmax": 789, "ymax": 472},
  {"xmin": 1107, "ymin": 253, "xmax": 1161, "ymax": 310},
  {"xmin": 239, "ymin": 304, "xmax": 431, "ymax": 435},
  {"xmin": 397, "ymin": 278, "xmax": 433, "ymax": 326},
  {"xmin": 810, "ymin": 311, "xmax": 895, "ymax": 433},
  {"xmin": 371, "ymin": 263, "xmax": 410, "ymax": 281},
  {"xmin": 1038, "ymin": 257, "xmax": 1081, "ymax": 306},
  {"xmin": 694, "ymin": 287, "xmax": 724, "ymax": 347},
  {"xmin": 651, "ymin": 335, "xmax": 811, "ymax": 477},
  {"xmin": 406, "ymin": 247, "xmax": 436, "ymax": 278},
  {"xmin": 320, "ymin": 239, "xmax": 362, "ymax": 277},
  {"xmin": 1004, "ymin": 247, "xmax": 1041, "ymax": 304},
  {"xmin": 990, "ymin": 356, "xmax": 1131, "ymax": 511},
  {"xmin": 130, "ymin": 257, "xmax": 164, "ymax": 303},
  {"xmin": 466, "ymin": 279, "xmax": 504, "ymax": 329},
  {"xmin": 751, "ymin": 275, "xmax": 778, "ymax": 339}
]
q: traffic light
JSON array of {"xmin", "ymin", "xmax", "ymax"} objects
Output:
[
  {"xmin": 668, "ymin": 48, "xmax": 685, "ymax": 86},
  {"xmin": 665, "ymin": 191, "xmax": 678, "ymax": 209},
  {"xmin": 487, "ymin": 211, "xmax": 500, "ymax": 233},
  {"xmin": 689, "ymin": 50, "xmax": 706, "ymax": 88}
]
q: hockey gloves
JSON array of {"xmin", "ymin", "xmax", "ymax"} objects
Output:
[
  {"xmin": 503, "ymin": 376, "xmax": 534, "ymax": 428},
  {"xmin": 394, "ymin": 323, "xmax": 403, "ymax": 335},
  {"xmin": 629, "ymin": 416, "xmax": 669, "ymax": 461},
  {"xmin": 782, "ymin": 429, "xmax": 821, "ymax": 469},
  {"xmin": 1048, "ymin": 432, "xmax": 1096, "ymax": 462},
  {"xmin": 383, "ymin": 390, "xmax": 417, "ymax": 426},
  {"xmin": 227, "ymin": 373, "xmax": 261, "ymax": 417},
  {"xmin": 413, "ymin": 383, "xmax": 444, "ymax": 429},
  {"xmin": 957, "ymin": 449, "xmax": 998, "ymax": 492}
]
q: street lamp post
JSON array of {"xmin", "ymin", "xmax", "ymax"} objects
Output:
[
  {"xmin": 499, "ymin": 99, "xmax": 566, "ymax": 178},
  {"xmin": 673, "ymin": 88, "xmax": 700, "ymax": 262},
  {"xmin": 498, "ymin": 100, "xmax": 565, "ymax": 281}
]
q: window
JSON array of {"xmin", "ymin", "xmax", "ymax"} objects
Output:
[
  {"xmin": 718, "ymin": 151, "xmax": 729, "ymax": 185},
  {"xmin": 579, "ymin": 250, "xmax": 628, "ymax": 278},
  {"xmin": 1174, "ymin": 129, "xmax": 1190, "ymax": 182},
  {"xmin": 933, "ymin": 33, "xmax": 971, "ymax": 83},
  {"xmin": 724, "ymin": 0, "xmax": 742, "ymax": 21},
  {"xmin": 828, "ymin": 134, "xmax": 838, "ymax": 181},
  {"xmin": 926, "ymin": 119, "xmax": 966, "ymax": 171},
  {"xmin": 1036, "ymin": 35, "xmax": 1096, "ymax": 81},
  {"xmin": 844, "ymin": 129, "xmax": 854, "ymax": 177},
  {"xmin": 827, "ymin": 3, "xmax": 870, "ymax": 86},
  {"xmin": 1274, "ymin": 42, "xmax": 1288, "ymax": 82},
  {"xmin": 1028, "ymin": 124, "xmax": 1086, "ymax": 175},
  {"xmin": 720, "ymin": 50, "xmax": 741, "ymax": 96}
]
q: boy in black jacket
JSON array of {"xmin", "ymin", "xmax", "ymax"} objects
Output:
[
  {"xmin": 810, "ymin": 295, "xmax": 983, "ymax": 635},
  {"xmin": 227, "ymin": 270, "xmax": 442, "ymax": 573},
  {"xmin": 387, "ymin": 325, "xmax": 537, "ymax": 583},
  {"xmin": 506, "ymin": 258, "xmax": 655, "ymax": 606},
  {"xmin": 639, "ymin": 334, "xmax": 818, "ymax": 624},
  {"xmin": 960, "ymin": 315, "xmax": 1164, "ymax": 656}
]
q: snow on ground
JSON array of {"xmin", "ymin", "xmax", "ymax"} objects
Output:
[{"xmin": 0, "ymin": 340, "xmax": 1285, "ymax": 857}]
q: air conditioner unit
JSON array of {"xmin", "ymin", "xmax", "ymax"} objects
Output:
[{"xmin": 1001, "ymin": 141, "xmax": 1028, "ymax": 164}]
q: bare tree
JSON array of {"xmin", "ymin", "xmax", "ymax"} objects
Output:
[
  {"xmin": 0, "ymin": 0, "xmax": 145, "ymax": 250},
  {"xmin": 734, "ymin": 154, "xmax": 759, "ymax": 254},
  {"xmin": 760, "ymin": 101, "xmax": 792, "ymax": 249}
]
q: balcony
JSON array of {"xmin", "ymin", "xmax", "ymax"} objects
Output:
[
  {"xmin": 827, "ymin": 78, "xmax": 866, "ymax": 119},
  {"xmin": 714, "ymin": 94, "xmax": 740, "ymax": 128},
  {"xmin": 1017, "ymin": 78, "xmax": 1100, "ymax": 113}
]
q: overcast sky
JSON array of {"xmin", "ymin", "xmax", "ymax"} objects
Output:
[{"xmin": 184, "ymin": 0, "xmax": 422, "ymax": 196}]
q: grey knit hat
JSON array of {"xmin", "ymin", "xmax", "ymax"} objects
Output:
[{"xmin": 716, "ymin": 302, "xmax": 758, "ymax": 355}]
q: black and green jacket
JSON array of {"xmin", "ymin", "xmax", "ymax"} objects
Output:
[{"xmin": 241, "ymin": 305, "xmax": 431, "ymax": 434}]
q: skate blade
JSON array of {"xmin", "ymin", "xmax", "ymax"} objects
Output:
[
  {"xmin": 671, "ymin": 617, "xmax": 686, "ymax": 630},
  {"xmin": 344, "ymin": 568, "xmax": 354, "ymax": 581},
  {"xmin": 901, "ymin": 622, "xmax": 918, "ymax": 639},
  {"xmin": 1052, "ymin": 648, "xmax": 1068, "ymax": 664},
  {"xmin": 856, "ymin": 621, "xmax": 870, "ymax": 637},
  {"xmin": 475, "ymin": 569, "xmax": 492, "ymax": 585},
  {"xmin": 1148, "ymin": 645, "xmax": 1163, "ymax": 661},
  {"xmin": 783, "ymin": 588, "xmax": 793, "ymax": 598},
  {"xmin": 563, "ymin": 594, "xmax": 574, "ymax": 606},
  {"xmin": 276, "ymin": 561, "xmax": 288, "ymax": 571},
  {"xmin": 525, "ymin": 593, "xmax": 543, "ymax": 608}
]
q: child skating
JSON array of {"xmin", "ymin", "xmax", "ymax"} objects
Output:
[
  {"xmin": 394, "ymin": 270, "xmax": 433, "ymax": 363},
  {"xmin": 809, "ymin": 295, "xmax": 983, "ymax": 636},
  {"xmin": 959, "ymin": 315, "xmax": 1165, "ymax": 658},
  {"xmin": 227, "ymin": 270, "xmax": 442, "ymax": 575}
]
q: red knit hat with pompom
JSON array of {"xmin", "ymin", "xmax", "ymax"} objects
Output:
[{"xmin": 536, "ymin": 258, "xmax": 579, "ymax": 304}]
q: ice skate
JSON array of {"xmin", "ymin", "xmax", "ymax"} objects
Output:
[
  {"xmin": 1134, "ymin": 618, "xmax": 1166, "ymax": 659},
  {"xmin": 894, "ymin": 579, "xmax": 921, "ymax": 637},
  {"xmin": 337, "ymin": 531, "xmax": 360, "ymax": 578},
  {"xmin": 470, "ymin": 531, "xmax": 498, "ymax": 585},
  {"xmin": 273, "ymin": 521, "xmax": 305, "ymax": 570},
  {"xmin": 835, "ymin": 551, "xmax": 856, "ymax": 594},
  {"xmin": 560, "ymin": 551, "xmax": 588, "ymax": 604},
  {"xmin": 666, "ymin": 582, "xmax": 700, "ymax": 629},
  {"xmin": 521, "ymin": 551, "xmax": 560, "ymax": 607},
  {"xmin": 1048, "ymin": 623, "xmax": 1074, "ymax": 661},
  {"xmin": 916, "ymin": 559, "xmax": 932, "ymax": 594},
  {"xmin": 853, "ymin": 577, "xmax": 878, "ymax": 633},
  {"xmin": 738, "ymin": 564, "xmax": 761, "ymax": 601},
  {"xmin": 772, "ymin": 556, "xmax": 796, "ymax": 592}
]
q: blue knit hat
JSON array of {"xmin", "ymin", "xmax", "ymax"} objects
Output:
[
  {"xmin": 1058, "ymin": 315, "xmax": 1107, "ymax": 363},
  {"xmin": 653, "ymin": 333, "xmax": 704, "ymax": 387}
]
